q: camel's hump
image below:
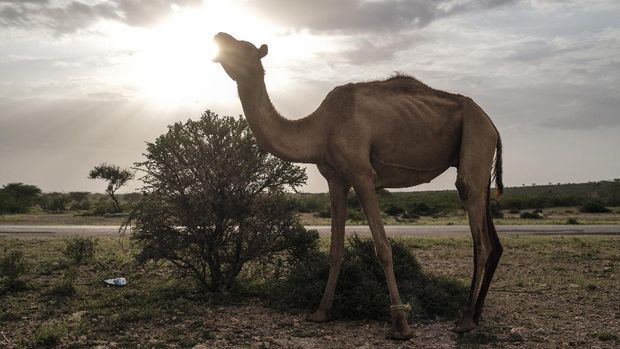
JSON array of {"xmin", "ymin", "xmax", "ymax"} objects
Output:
[{"xmin": 327, "ymin": 74, "xmax": 462, "ymax": 101}]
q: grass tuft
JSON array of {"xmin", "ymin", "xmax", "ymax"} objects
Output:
[
  {"xmin": 64, "ymin": 237, "xmax": 97, "ymax": 264},
  {"xmin": 34, "ymin": 320, "xmax": 68, "ymax": 347},
  {"xmin": 592, "ymin": 331, "xmax": 619, "ymax": 342},
  {"xmin": 48, "ymin": 270, "xmax": 78, "ymax": 297},
  {"xmin": 0, "ymin": 249, "xmax": 30, "ymax": 290}
]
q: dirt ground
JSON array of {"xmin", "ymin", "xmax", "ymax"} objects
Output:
[{"xmin": 1, "ymin": 235, "xmax": 618, "ymax": 348}]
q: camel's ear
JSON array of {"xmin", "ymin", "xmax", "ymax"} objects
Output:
[{"xmin": 257, "ymin": 44, "xmax": 268, "ymax": 59}]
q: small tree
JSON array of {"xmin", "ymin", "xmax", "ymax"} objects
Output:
[
  {"xmin": 0, "ymin": 183, "xmax": 41, "ymax": 214},
  {"xmin": 128, "ymin": 110, "xmax": 308, "ymax": 292},
  {"xmin": 88, "ymin": 163, "xmax": 133, "ymax": 213}
]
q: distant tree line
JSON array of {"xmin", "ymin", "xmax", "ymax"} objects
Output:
[
  {"xmin": 0, "ymin": 163, "xmax": 134, "ymax": 215},
  {"xmin": 293, "ymin": 180, "xmax": 620, "ymax": 219},
  {"xmin": 1, "ymin": 180, "xmax": 618, "ymax": 217},
  {"xmin": 0, "ymin": 183, "xmax": 140, "ymax": 215}
]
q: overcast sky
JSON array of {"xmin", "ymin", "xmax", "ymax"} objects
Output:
[{"xmin": 1, "ymin": 0, "xmax": 619, "ymax": 193}]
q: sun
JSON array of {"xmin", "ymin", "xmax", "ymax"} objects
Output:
[{"xmin": 127, "ymin": 1, "xmax": 275, "ymax": 106}]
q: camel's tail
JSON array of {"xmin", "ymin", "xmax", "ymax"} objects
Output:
[{"xmin": 492, "ymin": 133, "xmax": 504, "ymax": 199}]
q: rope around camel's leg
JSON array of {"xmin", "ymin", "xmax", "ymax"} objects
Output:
[{"xmin": 390, "ymin": 303, "xmax": 412, "ymax": 313}]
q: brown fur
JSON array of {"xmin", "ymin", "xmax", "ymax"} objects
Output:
[{"xmin": 214, "ymin": 32, "xmax": 504, "ymax": 338}]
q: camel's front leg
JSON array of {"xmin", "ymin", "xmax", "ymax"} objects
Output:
[
  {"xmin": 306, "ymin": 178, "xmax": 349, "ymax": 322},
  {"xmin": 353, "ymin": 174, "xmax": 413, "ymax": 340}
]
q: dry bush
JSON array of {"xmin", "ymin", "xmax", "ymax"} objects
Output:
[{"xmin": 128, "ymin": 111, "xmax": 309, "ymax": 292}]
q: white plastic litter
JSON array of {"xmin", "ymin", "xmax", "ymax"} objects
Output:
[{"xmin": 104, "ymin": 277, "xmax": 127, "ymax": 286}]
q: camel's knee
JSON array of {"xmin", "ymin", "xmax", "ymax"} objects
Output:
[
  {"xmin": 477, "ymin": 236, "xmax": 503, "ymax": 267},
  {"xmin": 374, "ymin": 241, "xmax": 393, "ymax": 268},
  {"xmin": 474, "ymin": 241, "xmax": 487, "ymax": 257}
]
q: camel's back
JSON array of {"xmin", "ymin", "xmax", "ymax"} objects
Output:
[
  {"xmin": 320, "ymin": 75, "xmax": 465, "ymax": 171},
  {"xmin": 321, "ymin": 75, "xmax": 465, "ymax": 125},
  {"xmin": 352, "ymin": 75, "xmax": 465, "ymax": 112}
]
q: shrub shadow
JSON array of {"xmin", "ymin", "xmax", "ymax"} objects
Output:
[{"xmin": 267, "ymin": 235, "xmax": 468, "ymax": 321}]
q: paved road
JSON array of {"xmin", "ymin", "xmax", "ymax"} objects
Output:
[
  {"xmin": 308, "ymin": 224, "xmax": 620, "ymax": 236},
  {"xmin": 1, "ymin": 224, "xmax": 619, "ymax": 239}
]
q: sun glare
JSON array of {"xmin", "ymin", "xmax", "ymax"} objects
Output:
[
  {"xmin": 206, "ymin": 39, "xmax": 220, "ymax": 62},
  {"xmin": 127, "ymin": 1, "xmax": 274, "ymax": 106}
]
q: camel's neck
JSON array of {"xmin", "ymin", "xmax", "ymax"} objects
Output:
[{"xmin": 236, "ymin": 76, "xmax": 323, "ymax": 164}]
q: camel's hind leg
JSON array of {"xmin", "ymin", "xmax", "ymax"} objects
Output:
[
  {"xmin": 453, "ymin": 98, "xmax": 503, "ymax": 333},
  {"xmin": 474, "ymin": 193, "xmax": 503, "ymax": 323},
  {"xmin": 454, "ymin": 174, "xmax": 492, "ymax": 333}
]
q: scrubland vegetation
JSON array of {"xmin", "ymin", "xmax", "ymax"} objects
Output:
[
  {"xmin": 293, "ymin": 180, "xmax": 620, "ymax": 225},
  {"xmin": 1, "ymin": 235, "xmax": 618, "ymax": 348},
  {"xmin": 2, "ymin": 181, "xmax": 619, "ymax": 226}
]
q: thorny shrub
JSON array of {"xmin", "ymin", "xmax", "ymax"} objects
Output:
[{"xmin": 127, "ymin": 111, "xmax": 309, "ymax": 292}]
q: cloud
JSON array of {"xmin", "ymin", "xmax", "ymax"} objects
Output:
[
  {"xmin": 539, "ymin": 93, "xmax": 620, "ymax": 130},
  {"xmin": 251, "ymin": 0, "xmax": 516, "ymax": 34},
  {"xmin": 0, "ymin": 0, "xmax": 202, "ymax": 34},
  {"xmin": 0, "ymin": 0, "xmax": 49, "ymax": 3},
  {"xmin": 114, "ymin": 0, "xmax": 202, "ymax": 27},
  {"xmin": 318, "ymin": 32, "xmax": 423, "ymax": 65},
  {"xmin": 252, "ymin": 0, "xmax": 516, "ymax": 66}
]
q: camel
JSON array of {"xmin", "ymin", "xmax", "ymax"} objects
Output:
[{"xmin": 213, "ymin": 32, "xmax": 504, "ymax": 339}]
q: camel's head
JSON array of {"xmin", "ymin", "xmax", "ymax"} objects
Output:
[{"xmin": 213, "ymin": 32, "xmax": 268, "ymax": 82}]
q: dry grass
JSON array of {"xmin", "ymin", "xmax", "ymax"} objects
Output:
[
  {"xmin": 0, "ymin": 235, "xmax": 618, "ymax": 348},
  {"xmin": 0, "ymin": 213, "xmax": 126, "ymax": 226},
  {"xmin": 2, "ymin": 207, "xmax": 620, "ymax": 227}
]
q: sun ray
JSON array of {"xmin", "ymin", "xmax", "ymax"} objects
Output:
[{"xmin": 122, "ymin": 1, "xmax": 275, "ymax": 106}]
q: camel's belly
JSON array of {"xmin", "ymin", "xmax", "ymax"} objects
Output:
[
  {"xmin": 361, "ymin": 95, "xmax": 463, "ymax": 170},
  {"xmin": 371, "ymin": 158, "xmax": 450, "ymax": 189}
]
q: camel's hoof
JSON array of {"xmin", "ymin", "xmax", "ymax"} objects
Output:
[
  {"xmin": 305, "ymin": 311, "xmax": 330, "ymax": 323},
  {"xmin": 385, "ymin": 327, "xmax": 414, "ymax": 340},
  {"xmin": 451, "ymin": 318, "xmax": 478, "ymax": 333}
]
